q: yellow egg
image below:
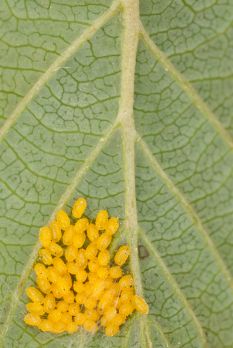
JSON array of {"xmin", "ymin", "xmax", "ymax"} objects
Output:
[
  {"xmin": 72, "ymin": 197, "xmax": 87, "ymax": 219},
  {"xmin": 76, "ymin": 268, "xmax": 87, "ymax": 283},
  {"xmin": 84, "ymin": 297, "xmax": 97, "ymax": 310},
  {"xmin": 96, "ymin": 233, "xmax": 112, "ymax": 250},
  {"xmin": 119, "ymin": 274, "xmax": 134, "ymax": 289},
  {"xmin": 105, "ymin": 324, "xmax": 119, "ymax": 336},
  {"xmin": 64, "ymin": 272, "xmax": 72, "ymax": 287},
  {"xmin": 74, "ymin": 217, "xmax": 89, "ymax": 233},
  {"xmin": 114, "ymin": 245, "xmax": 130, "ymax": 266},
  {"xmin": 24, "ymin": 313, "xmax": 41, "ymax": 327},
  {"xmin": 37, "ymin": 281, "xmax": 49, "ymax": 297},
  {"xmin": 88, "ymin": 260, "xmax": 98, "ymax": 273},
  {"xmin": 98, "ymin": 296, "xmax": 113, "ymax": 312},
  {"xmin": 88, "ymin": 273, "xmax": 99, "ymax": 284},
  {"xmin": 66, "ymin": 321, "xmax": 78, "ymax": 333},
  {"xmin": 72, "ymin": 232, "xmax": 86, "ymax": 248},
  {"xmin": 76, "ymin": 249, "xmax": 87, "ymax": 268},
  {"xmin": 47, "ymin": 266, "xmax": 60, "ymax": 283},
  {"xmin": 48, "ymin": 309, "xmax": 62, "ymax": 322},
  {"xmin": 103, "ymin": 306, "xmax": 117, "ymax": 323},
  {"xmin": 87, "ymin": 223, "xmax": 99, "ymax": 242},
  {"xmin": 56, "ymin": 278, "xmax": 71, "ymax": 296},
  {"xmin": 61, "ymin": 312, "xmax": 72, "ymax": 324},
  {"xmin": 84, "ymin": 282, "xmax": 94, "ymax": 297},
  {"xmin": 95, "ymin": 210, "xmax": 108, "ymax": 230},
  {"xmin": 34, "ymin": 263, "xmax": 47, "ymax": 279},
  {"xmin": 73, "ymin": 281, "xmax": 85, "ymax": 293},
  {"xmin": 68, "ymin": 303, "xmax": 80, "ymax": 316},
  {"xmin": 51, "ymin": 285, "xmax": 63, "ymax": 299},
  {"xmin": 85, "ymin": 309, "xmax": 99, "ymax": 322},
  {"xmin": 105, "ymin": 285, "xmax": 120, "ymax": 298},
  {"xmin": 39, "ymin": 248, "xmax": 53, "ymax": 265},
  {"xmin": 52, "ymin": 321, "xmax": 66, "ymax": 333},
  {"xmin": 83, "ymin": 319, "xmax": 97, "ymax": 333},
  {"xmin": 49, "ymin": 242, "xmax": 63, "ymax": 257},
  {"xmin": 67, "ymin": 262, "xmax": 79, "ymax": 275},
  {"xmin": 91, "ymin": 280, "xmax": 106, "ymax": 299},
  {"xmin": 44, "ymin": 293, "xmax": 56, "ymax": 312},
  {"xmin": 65, "ymin": 245, "xmax": 78, "ymax": 262},
  {"xmin": 26, "ymin": 287, "xmax": 44, "ymax": 303},
  {"xmin": 63, "ymin": 290, "xmax": 75, "ymax": 304},
  {"xmin": 109, "ymin": 266, "xmax": 122, "ymax": 279},
  {"xmin": 26, "ymin": 302, "xmax": 44, "ymax": 315},
  {"xmin": 108, "ymin": 313, "xmax": 126, "ymax": 327},
  {"xmin": 133, "ymin": 295, "xmax": 149, "ymax": 314},
  {"xmin": 53, "ymin": 257, "xmax": 67, "ymax": 275},
  {"xmin": 85, "ymin": 242, "xmax": 98, "ymax": 260},
  {"xmin": 75, "ymin": 293, "xmax": 86, "ymax": 305},
  {"xmin": 38, "ymin": 319, "xmax": 54, "ymax": 332},
  {"xmin": 119, "ymin": 302, "xmax": 134, "ymax": 317},
  {"xmin": 97, "ymin": 249, "xmax": 110, "ymax": 266},
  {"xmin": 119, "ymin": 288, "xmax": 134, "ymax": 303},
  {"xmin": 57, "ymin": 301, "xmax": 69, "ymax": 312},
  {"xmin": 97, "ymin": 266, "xmax": 109, "ymax": 280},
  {"xmin": 103, "ymin": 277, "xmax": 114, "ymax": 289},
  {"xmin": 39, "ymin": 226, "xmax": 52, "ymax": 248},
  {"xmin": 74, "ymin": 312, "xmax": 85, "ymax": 325},
  {"xmin": 63, "ymin": 225, "xmax": 75, "ymax": 245},
  {"xmin": 50, "ymin": 221, "xmax": 62, "ymax": 242},
  {"xmin": 56, "ymin": 210, "xmax": 70, "ymax": 229},
  {"xmin": 106, "ymin": 217, "xmax": 119, "ymax": 235}
]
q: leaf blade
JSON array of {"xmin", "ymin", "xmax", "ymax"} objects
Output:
[{"xmin": 0, "ymin": 0, "xmax": 233, "ymax": 347}]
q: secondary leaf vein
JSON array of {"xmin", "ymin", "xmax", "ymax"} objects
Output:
[
  {"xmin": 139, "ymin": 228, "xmax": 207, "ymax": 347},
  {"xmin": 0, "ymin": 120, "xmax": 119, "ymax": 341},
  {"xmin": 140, "ymin": 22, "xmax": 233, "ymax": 150},
  {"xmin": 138, "ymin": 135, "xmax": 233, "ymax": 289},
  {"xmin": 0, "ymin": 0, "xmax": 120, "ymax": 143}
]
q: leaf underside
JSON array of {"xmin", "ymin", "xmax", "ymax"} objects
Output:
[{"xmin": 0, "ymin": 1, "xmax": 233, "ymax": 348}]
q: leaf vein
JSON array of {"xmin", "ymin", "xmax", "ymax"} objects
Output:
[
  {"xmin": 138, "ymin": 135, "xmax": 233, "ymax": 288},
  {"xmin": 0, "ymin": 120, "xmax": 119, "ymax": 342},
  {"xmin": 140, "ymin": 22, "xmax": 233, "ymax": 150},
  {"xmin": 0, "ymin": 0, "xmax": 120, "ymax": 143},
  {"xmin": 139, "ymin": 228, "xmax": 207, "ymax": 347}
]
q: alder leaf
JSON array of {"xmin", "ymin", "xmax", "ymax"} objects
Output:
[{"xmin": 0, "ymin": 0, "xmax": 233, "ymax": 347}]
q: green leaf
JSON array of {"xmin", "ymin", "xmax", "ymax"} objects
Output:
[{"xmin": 0, "ymin": 0, "xmax": 233, "ymax": 347}]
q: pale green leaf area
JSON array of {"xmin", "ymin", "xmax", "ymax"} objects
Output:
[{"xmin": 0, "ymin": 0, "xmax": 233, "ymax": 347}]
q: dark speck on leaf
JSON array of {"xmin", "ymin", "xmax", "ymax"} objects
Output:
[{"xmin": 138, "ymin": 244, "xmax": 149, "ymax": 259}]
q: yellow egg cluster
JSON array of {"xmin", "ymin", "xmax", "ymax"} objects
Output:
[{"xmin": 24, "ymin": 198, "xmax": 149, "ymax": 336}]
